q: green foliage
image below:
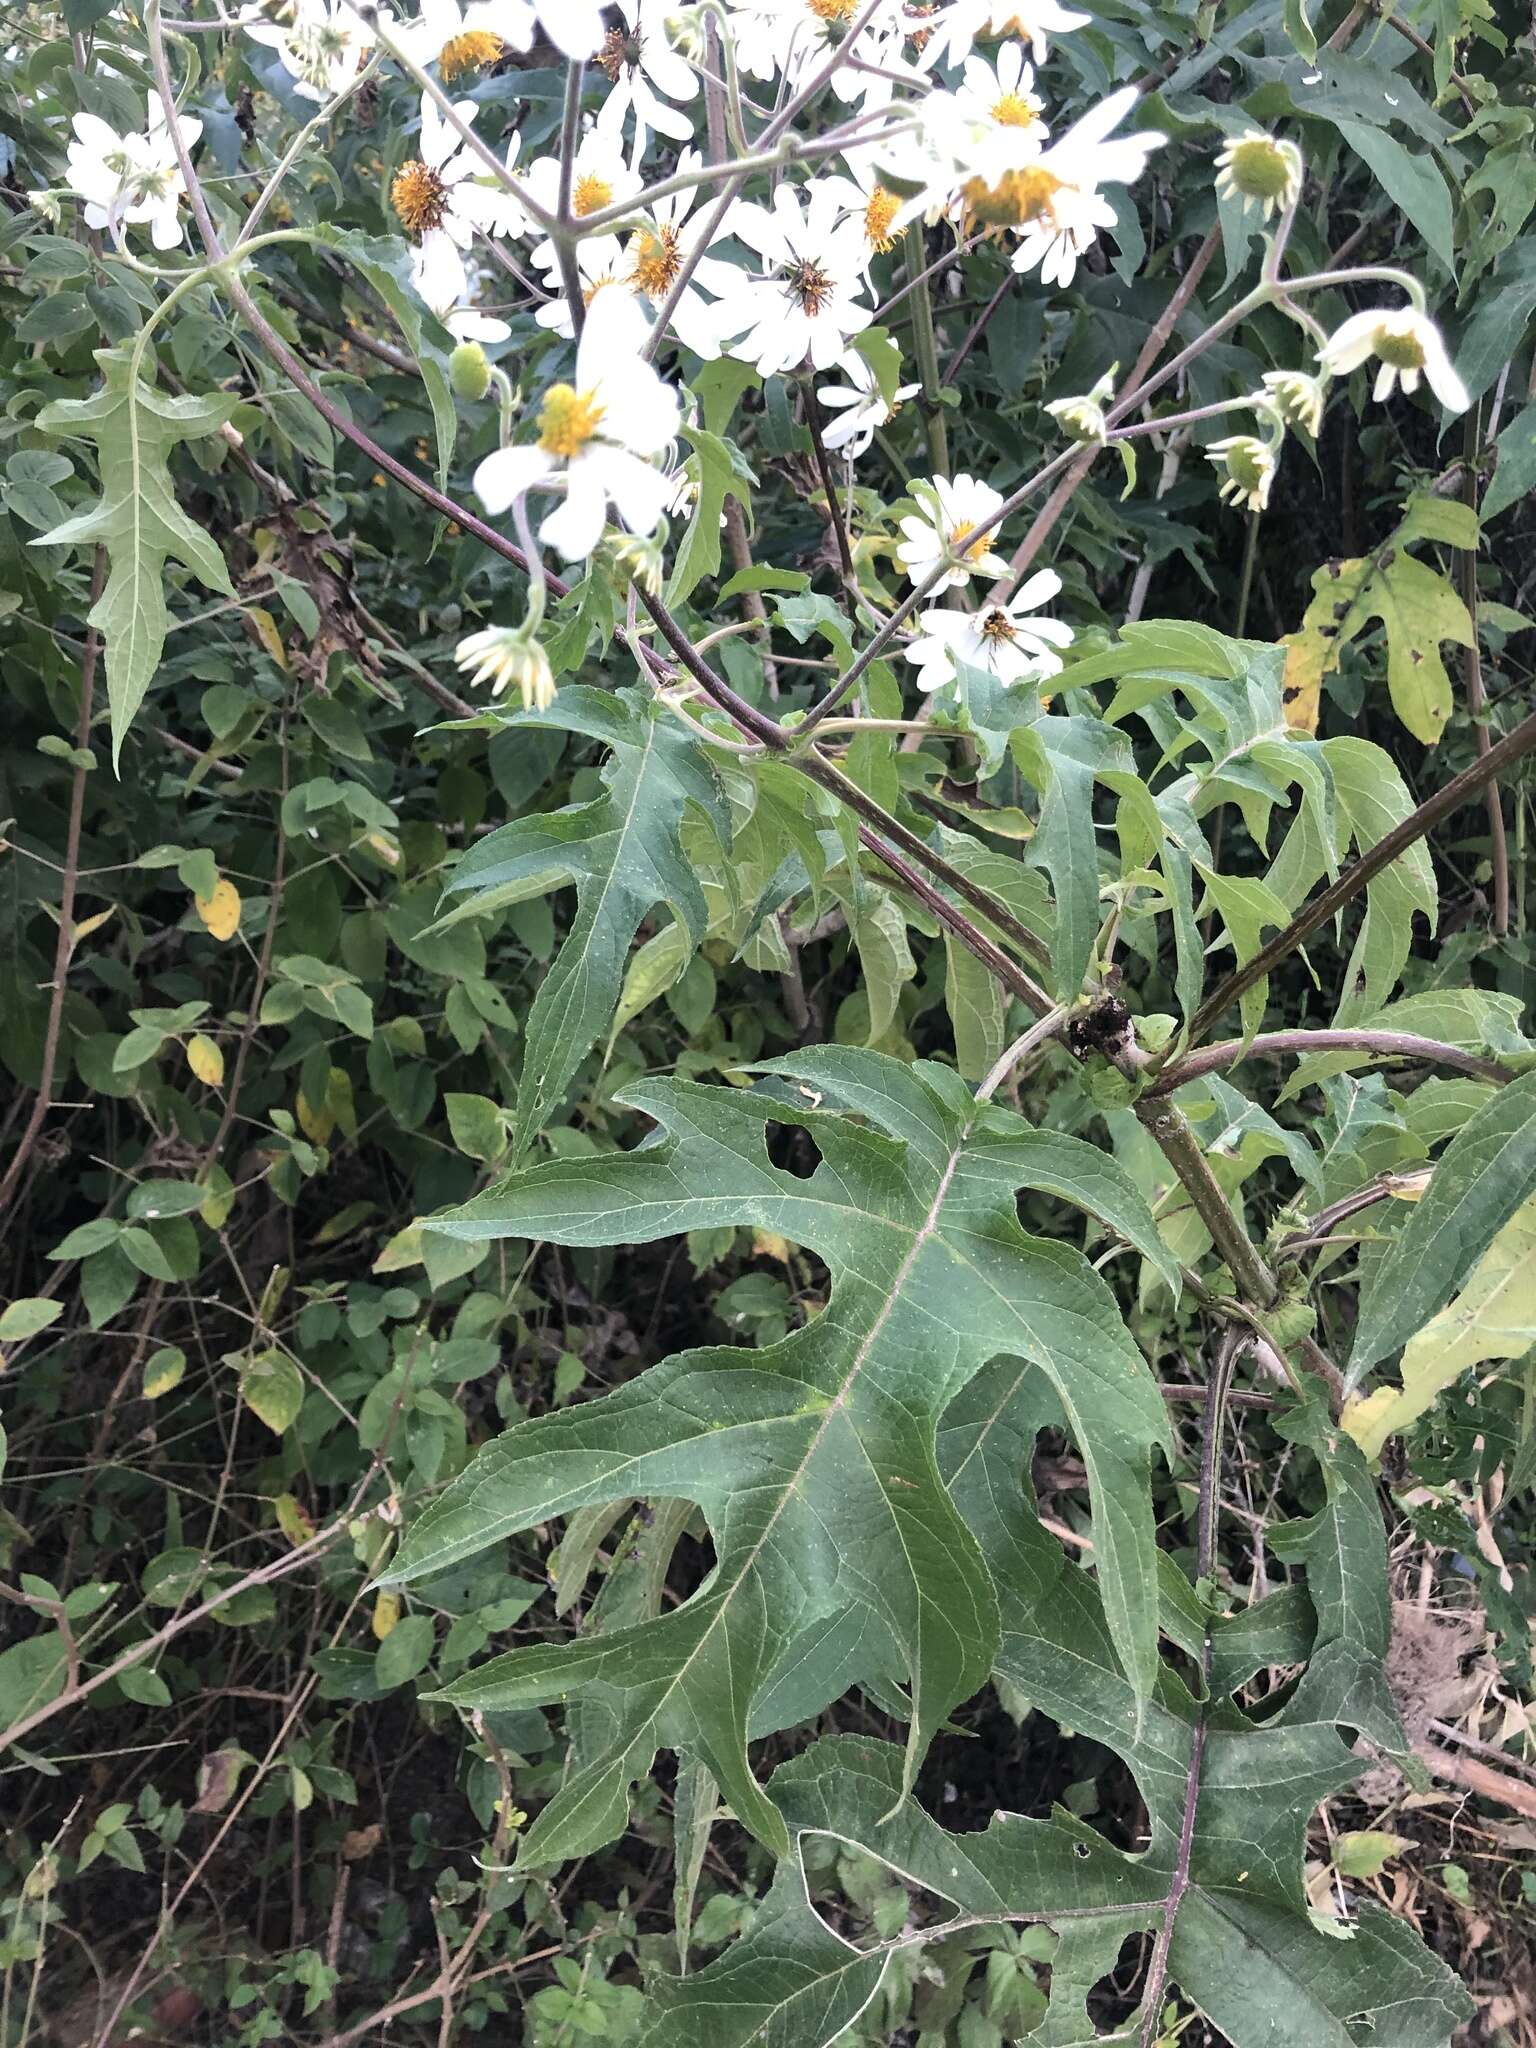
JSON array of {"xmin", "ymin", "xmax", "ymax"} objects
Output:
[{"xmin": 4, "ymin": 1, "xmax": 1536, "ymax": 2042}]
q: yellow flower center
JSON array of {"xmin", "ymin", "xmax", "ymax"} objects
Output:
[
  {"xmin": 537, "ymin": 383, "xmax": 606, "ymax": 458},
  {"xmin": 628, "ymin": 222, "xmax": 682, "ymax": 298},
  {"xmin": 948, "ymin": 524, "xmax": 993, "ymax": 564},
  {"xmin": 961, "ymin": 163, "xmax": 1063, "ymax": 230},
  {"xmin": 439, "ymin": 28, "xmax": 505, "ymax": 79},
  {"xmin": 390, "ymin": 159, "xmax": 449, "ymax": 236},
  {"xmin": 573, "ymin": 172, "xmax": 614, "ymax": 217},
  {"xmin": 864, "ymin": 186, "xmax": 899, "ymax": 251},
  {"xmin": 807, "ymin": 0, "xmax": 857, "ymax": 19},
  {"xmin": 781, "ymin": 257, "xmax": 834, "ymax": 315},
  {"xmin": 1374, "ymin": 327, "xmax": 1427, "ymax": 371},
  {"xmin": 990, "ymin": 91, "xmax": 1039, "ymax": 128},
  {"xmin": 980, "ymin": 609, "xmax": 1017, "ymax": 643}
]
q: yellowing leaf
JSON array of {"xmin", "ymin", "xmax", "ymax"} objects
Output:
[
  {"xmin": 371, "ymin": 1590, "xmax": 401, "ymax": 1640},
  {"xmin": 296, "ymin": 1088, "xmax": 335, "ymax": 1145},
  {"xmin": 1287, "ymin": 542, "xmax": 1473, "ymax": 748},
  {"xmin": 373, "ymin": 1224, "xmax": 424, "ymax": 1273},
  {"xmin": 247, "ymin": 604, "xmax": 287, "ymax": 669},
  {"xmin": 142, "ymin": 1344, "xmax": 187, "ymax": 1399},
  {"xmin": 274, "ymin": 1493, "xmax": 316, "ymax": 1547},
  {"xmin": 1280, "ymin": 629, "xmax": 1327, "ymax": 735},
  {"xmin": 1344, "ymin": 1193, "xmax": 1536, "ymax": 1460},
  {"xmin": 186, "ymin": 1033, "xmax": 225, "ymax": 1087},
  {"xmin": 195, "ymin": 878, "xmax": 241, "ymax": 941}
]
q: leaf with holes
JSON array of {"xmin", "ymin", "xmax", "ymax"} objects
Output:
[
  {"xmin": 632, "ymin": 1369, "xmax": 1463, "ymax": 2048},
  {"xmin": 384, "ymin": 1048, "xmax": 1175, "ymax": 1868}
]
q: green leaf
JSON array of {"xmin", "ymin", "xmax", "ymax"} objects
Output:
[
  {"xmin": 1349, "ymin": 1072, "xmax": 1536, "ymax": 1378},
  {"xmin": 666, "ymin": 426, "xmax": 754, "ymax": 608},
  {"xmin": 34, "ymin": 348, "xmax": 236, "ymax": 765},
  {"xmin": 1335, "ymin": 121, "xmax": 1456, "ymax": 276},
  {"xmin": 392, "ymin": 1049, "xmax": 1173, "ymax": 1866},
  {"xmin": 444, "ymin": 1092, "xmax": 507, "ymax": 1163},
  {"xmin": 1267, "ymin": 738, "xmax": 1437, "ymax": 1027},
  {"xmin": 440, "ymin": 688, "xmax": 727, "ymax": 1158},
  {"xmin": 0, "ymin": 1298, "xmax": 64, "ymax": 1341},
  {"xmin": 241, "ymin": 1347, "xmax": 305, "ymax": 1435},
  {"xmin": 1013, "ymin": 716, "xmax": 1132, "ymax": 1000},
  {"xmin": 374, "ymin": 1613, "xmax": 436, "ymax": 1690},
  {"xmin": 0, "ymin": 1631, "xmax": 70, "ymax": 1728},
  {"xmin": 316, "ymin": 229, "xmax": 456, "ymax": 492},
  {"xmin": 1345, "ymin": 1194, "xmax": 1536, "ymax": 1455},
  {"xmin": 1482, "ymin": 402, "xmax": 1536, "ymax": 522}
]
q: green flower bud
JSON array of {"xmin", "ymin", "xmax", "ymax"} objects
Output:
[{"xmin": 449, "ymin": 341, "xmax": 492, "ymax": 404}]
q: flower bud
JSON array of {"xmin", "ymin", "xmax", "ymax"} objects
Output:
[{"xmin": 449, "ymin": 340, "xmax": 492, "ymax": 403}]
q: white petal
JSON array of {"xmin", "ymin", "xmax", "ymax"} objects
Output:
[
  {"xmin": 541, "ymin": 464, "xmax": 609, "ymax": 558},
  {"xmin": 474, "ymin": 442, "xmax": 555, "ymax": 513}
]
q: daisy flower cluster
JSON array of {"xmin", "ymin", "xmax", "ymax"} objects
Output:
[{"xmin": 39, "ymin": 0, "xmax": 1470, "ymax": 715}]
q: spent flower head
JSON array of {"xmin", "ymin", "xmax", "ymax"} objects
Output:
[
  {"xmin": 454, "ymin": 624, "xmax": 556, "ymax": 708},
  {"xmin": 1259, "ymin": 368, "xmax": 1328, "ymax": 437},
  {"xmin": 1215, "ymin": 130, "xmax": 1303, "ymax": 220},
  {"xmin": 1206, "ymin": 432, "xmax": 1277, "ymax": 514},
  {"xmin": 1045, "ymin": 365, "xmax": 1117, "ymax": 445}
]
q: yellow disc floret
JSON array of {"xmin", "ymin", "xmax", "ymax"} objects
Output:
[
  {"xmin": 537, "ymin": 383, "xmax": 606, "ymax": 458},
  {"xmin": 390, "ymin": 159, "xmax": 450, "ymax": 235},
  {"xmin": 961, "ymin": 163, "xmax": 1063, "ymax": 231},
  {"xmin": 990, "ymin": 92, "xmax": 1039, "ymax": 128},
  {"xmin": 864, "ymin": 186, "xmax": 899, "ymax": 252},
  {"xmin": 439, "ymin": 27, "xmax": 505, "ymax": 79},
  {"xmin": 572, "ymin": 172, "xmax": 614, "ymax": 217}
]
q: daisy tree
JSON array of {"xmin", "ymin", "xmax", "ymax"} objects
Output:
[{"xmin": 4, "ymin": 0, "xmax": 1536, "ymax": 2040}]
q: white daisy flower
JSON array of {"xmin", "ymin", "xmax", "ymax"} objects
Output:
[
  {"xmin": 242, "ymin": 0, "xmax": 377, "ymax": 103},
  {"xmin": 726, "ymin": 0, "xmax": 913, "ymax": 108},
  {"xmin": 1214, "ymin": 130, "xmax": 1303, "ymax": 220},
  {"xmin": 916, "ymin": 0, "xmax": 1088, "ymax": 73},
  {"xmin": 391, "ymin": 94, "xmax": 527, "ymax": 310},
  {"xmin": 905, "ymin": 570, "xmax": 1074, "ymax": 692},
  {"xmin": 709, "ymin": 179, "xmax": 874, "ymax": 376},
  {"xmin": 516, "ymin": 131, "xmax": 642, "ymax": 243},
  {"xmin": 1206, "ymin": 433, "xmax": 1277, "ymax": 513},
  {"xmin": 528, "ymin": 155, "xmax": 736, "ymax": 352},
  {"xmin": 896, "ymin": 473, "xmax": 1011, "ymax": 589},
  {"xmin": 814, "ymin": 154, "xmax": 934, "ymax": 273},
  {"xmin": 1316, "ymin": 306, "xmax": 1468, "ymax": 412},
  {"xmin": 530, "ymin": 234, "xmax": 628, "ymax": 336},
  {"xmin": 455, "ymin": 624, "xmax": 556, "ymax": 707},
  {"xmin": 817, "ymin": 349, "xmax": 921, "ymax": 456},
  {"xmin": 65, "ymin": 94, "xmax": 203, "ymax": 250},
  {"xmin": 396, "ymin": 0, "xmax": 528, "ymax": 80},
  {"xmin": 474, "ymin": 288, "xmax": 681, "ymax": 560},
  {"xmin": 593, "ymin": 0, "xmax": 700, "ymax": 169},
  {"xmin": 972, "ymin": 88, "xmax": 1162, "ymax": 288},
  {"xmin": 931, "ymin": 41, "xmax": 1049, "ymax": 186}
]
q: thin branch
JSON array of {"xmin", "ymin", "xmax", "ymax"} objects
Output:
[
  {"xmin": 1137, "ymin": 1332, "xmax": 1238, "ymax": 2047},
  {"xmin": 1460, "ymin": 408, "xmax": 1509, "ymax": 935},
  {"xmin": 0, "ymin": 547, "xmax": 106, "ymax": 1216},
  {"xmin": 1150, "ymin": 1029, "xmax": 1515, "ymax": 1097}
]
